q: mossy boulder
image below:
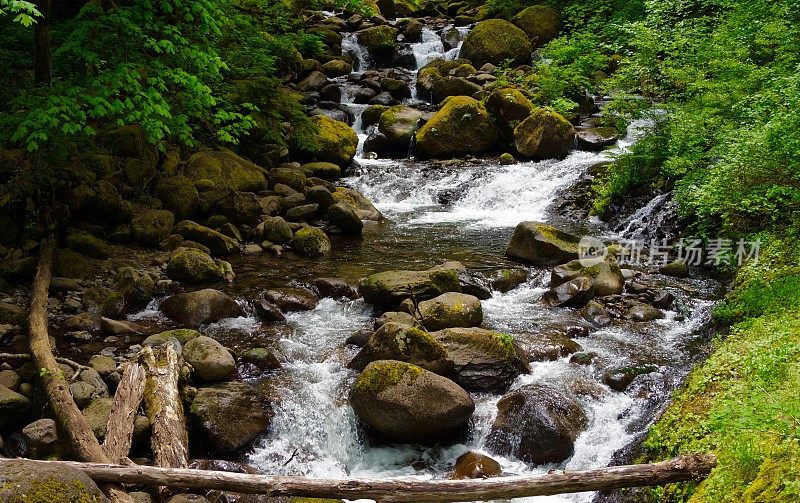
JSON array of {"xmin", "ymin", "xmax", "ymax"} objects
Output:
[
  {"xmin": 415, "ymin": 59, "xmax": 472, "ymax": 99},
  {"xmin": 350, "ymin": 360, "xmax": 475, "ymax": 443},
  {"xmin": 505, "ymin": 221, "xmax": 581, "ymax": 265},
  {"xmin": 301, "ymin": 162, "xmax": 341, "ymax": 180},
  {"xmin": 268, "ymin": 168, "xmax": 307, "ymax": 192},
  {"xmin": 0, "ymin": 458, "xmax": 108, "ymax": 502},
  {"xmin": 485, "ymin": 87, "xmax": 535, "ymax": 142},
  {"xmin": 349, "ymin": 322, "xmax": 452, "ymax": 375},
  {"xmin": 155, "ymin": 175, "xmax": 200, "ymax": 220},
  {"xmin": 363, "ymin": 106, "xmax": 426, "ymax": 158},
  {"xmin": 131, "ymin": 209, "xmax": 175, "ymax": 245},
  {"xmin": 143, "ymin": 328, "xmax": 201, "ymax": 348},
  {"xmin": 415, "ymin": 96, "xmax": 499, "ymax": 159},
  {"xmin": 432, "ymin": 327, "xmax": 529, "ymax": 393},
  {"xmin": 189, "ymin": 382, "xmax": 273, "ymax": 454},
  {"xmin": 292, "ymin": 226, "xmax": 331, "ymax": 257},
  {"xmin": 430, "ymin": 76, "xmax": 482, "ymax": 104},
  {"xmin": 184, "ymin": 336, "xmax": 236, "ymax": 383},
  {"xmin": 114, "ymin": 267, "xmax": 155, "ymax": 310},
  {"xmin": 514, "ymin": 108, "xmax": 575, "ymax": 160},
  {"xmin": 486, "ymin": 383, "xmax": 588, "ymax": 464},
  {"xmin": 326, "ymin": 202, "xmax": 363, "ymax": 235},
  {"xmin": 361, "ymin": 104, "xmax": 389, "ymax": 127},
  {"xmin": 331, "ymin": 187, "xmax": 383, "ymax": 221},
  {"xmin": 82, "ymin": 397, "xmax": 114, "ymax": 441},
  {"xmin": 66, "ymin": 231, "xmax": 110, "ymax": 259},
  {"xmin": 184, "ymin": 150, "xmax": 268, "ymax": 192},
  {"xmin": 322, "ymin": 59, "xmax": 353, "ymax": 76},
  {"xmin": 360, "ymin": 263, "xmax": 463, "ymax": 310},
  {"xmin": 175, "ymin": 220, "xmax": 239, "ymax": 256},
  {"xmin": 0, "ymin": 257, "xmax": 38, "ymax": 283},
  {"xmin": 0, "ymin": 385, "xmax": 31, "ymax": 428},
  {"xmin": 417, "ymin": 292, "xmax": 483, "ymax": 331},
  {"xmin": 300, "ymin": 116, "xmax": 359, "ymax": 167},
  {"xmin": 160, "ymin": 288, "xmax": 244, "ymax": 327},
  {"xmin": 257, "ymin": 216, "xmax": 294, "ymax": 245},
  {"xmin": 551, "ymin": 255, "xmax": 625, "ymax": 296},
  {"xmin": 0, "ymin": 302, "xmax": 26, "ymax": 326},
  {"xmin": 512, "ymin": 5, "xmax": 560, "ymax": 46},
  {"xmin": 82, "ymin": 286, "xmax": 125, "ymax": 318},
  {"xmin": 166, "ymin": 247, "xmax": 225, "ymax": 284},
  {"xmin": 459, "ymin": 19, "xmax": 532, "ymax": 68},
  {"xmin": 356, "ymin": 25, "xmax": 398, "ymax": 60}
]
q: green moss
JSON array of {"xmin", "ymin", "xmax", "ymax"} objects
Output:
[
  {"xmin": 355, "ymin": 25, "xmax": 398, "ymax": 57},
  {"xmin": 66, "ymin": 231, "xmax": 111, "ymax": 259},
  {"xmin": 353, "ymin": 361, "xmax": 424, "ymax": 396},
  {"xmin": 415, "ymin": 96, "xmax": 499, "ymax": 159},
  {"xmin": 292, "ymin": 226, "xmax": 331, "ymax": 257},
  {"xmin": 300, "ymin": 116, "xmax": 358, "ymax": 167},
  {"xmin": 512, "ymin": 5, "xmax": 561, "ymax": 46},
  {"xmin": 13, "ymin": 477, "xmax": 101, "ymax": 503},
  {"xmin": 459, "ymin": 19, "xmax": 532, "ymax": 68},
  {"xmin": 131, "ymin": 209, "xmax": 175, "ymax": 246},
  {"xmin": 184, "ymin": 150, "xmax": 268, "ymax": 192}
]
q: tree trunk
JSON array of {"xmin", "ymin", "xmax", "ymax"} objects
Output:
[
  {"xmin": 28, "ymin": 236, "xmax": 133, "ymax": 503},
  {"xmin": 2, "ymin": 455, "xmax": 717, "ymax": 502},
  {"xmin": 102, "ymin": 362, "xmax": 145, "ymax": 463},
  {"xmin": 34, "ymin": 0, "xmax": 52, "ymax": 87}
]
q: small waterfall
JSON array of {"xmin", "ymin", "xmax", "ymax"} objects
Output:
[
  {"xmin": 343, "ymin": 32, "xmax": 371, "ymax": 72},
  {"xmin": 412, "ymin": 28, "xmax": 446, "ymax": 69}
]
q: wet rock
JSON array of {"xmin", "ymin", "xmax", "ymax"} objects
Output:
[
  {"xmin": 306, "ymin": 186, "xmax": 337, "ymax": 212},
  {"xmin": 262, "ymin": 287, "xmax": 319, "ymax": 312},
  {"xmin": 303, "ymin": 162, "xmax": 341, "ymax": 181},
  {"xmin": 417, "ymin": 292, "xmax": 483, "ymax": 331},
  {"xmin": 241, "ymin": 348, "xmax": 281, "ymax": 370},
  {"xmin": 350, "ymin": 360, "xmax": 474, "ymax": 443},
  {"xmin": 298, "ymin": 115, "xmax": 358, "ymax": 167},
  {"xmin": 160, "ymin": 289, "xmax": 244, "ymax": 327},
  {"xmin": 258, "ymin": 216, "xmax": 294, "ymax": 245},
  {"xmin": 551, "ymin": 256, "xmax": 625, "ymax": 296},
  {"xmin": 485, "ymin": 87, "xmax": 535, "ymax": 142},
  {"xmin": 459, "ymin": 19, "xmax": 532, "ymax": 68},
  {"xmin": 331, "ymin": 187, "xmax": 384, "ymax": 221},
  {"xmin": 175, "ymin": 220, "xmax": 239, "ymax": 256},
  {"xmin": 189, "ymin": 381, "xmax": 273, "ymax": 454},
  {"xmin": 576, "ymin": 127, "xmax": 618, "ymax": 151},
  {"xmin": 292, "ymin": 226, "xmax": 331, "ymax": 257},
  {"xmin": 0, "ymin": 458, "xmax": 108, "ymax": 502},
  {"xmin": 115, "ymin": 267, "xmax": 156, "ymax": 310},
  {"xmin": 22, "ymin": 418, "xmax": 65, "ymax": 459},
  {"xmin": 364, "ymin": 106, "xmax": 425, "ymax": 158},
  {"xmin": 184, "ymin": 336, "xmax": 236, "ymax": 383},
  {"xmin": 132, "ymin": 209, "xmax": 175, "ymax": 246},
  {"xmin": 0, "ymin": 385, "xmax": 31, "ymax": 428},
  {"xmin": 570, "ymin": 351, "xmax": 597, "ymax": 365},
  {"xmin": 286, "ymin": 203, "xmax": 320, "ymax": 222},
  {"xmin": 327, "ymin": 202, "xmax": 363, "ymax": 235},
  {"xmin": 487, "ymin": 383, "xmax": 588, "ymax": 464},
  {"xmin": 652, "ymin": 291, "xmax": 675, "ymax": 309},
  {"xmin": 659, "ymin": 260, "xmax": 689, "ymax": 278},
  {"xmin": 603, "ymin": 365, "xmax": 659, "ymax": 392},
  {"xmin": 456, "ymin": 269, "xmax": 493, "ymax": 300},
  {"xmin": 489, "ymin": 268, "xmax": 528, "ymax": 292},
  {"xmin": 309, "ymin": 277, "xmax": 358, "ymax": 300},
  {"xmin": 323, "ymin": 59, "xmax": 352, "ymax": 76},
  {"xmin": 360, "ymin": 263, "xmax": 463, "ymax": 311},
  {"xmin": 516, "ymin": 331, "xmax": 582, "ymax": 361},
  {"xmin": 514, "ymin": 109, "xmax": 575, "ymax": 160},
  {"xmin": 253, "ymin": 296, "xmax": 286, "ymax": 322},
  {"xmin": 433, "ymin": 327, "xmax": 529, "ymax": 393},
  {"xmin": 297, "ymin": 70, "xmax": 329, "ymax": 92},
  {"xmin": 415, "ymin": 96, "xmax": 499, "ymax": 159},
  {"xmin": 373, "ymin": 311, "xmax": 422, "ymax": 330},
  {"xmin": 100, "ymin": 317, "xmax": 143, "ymax": 336},
  {"xmin": 166, "ymin": 247, "xmax": 226, "ymax": 284},
  {"xmin": 506, "ymin": 222, "xmax": 580, "ymax": 265},
  {"xmin": 143, "ymin": 329, "xmax": 201, "ymax": 348},
  {"xmin": 349, "ymin": 322, "xmax": 452, "ymax": 375},
  {"xmin": 430, "ymin": 76, "xmax": 482, "ymax": 104},
  {"xmin": 512, "ymin": 5, "xmax": 560, "ymax": 46},
  {"xmin": 50, "ymin": 276, "xmax": 82, "ymax": 293},
  {"xmin": 356, "ymin": 25, "xmax": 398, "ymax": 61},
  {"xmin": 451, "ymin": 451, "xmax": 502, "ymax": 479},
  {"xmin": 544, "ymin": 277, "xmax": 595, "ymax": 308},
  {"xmin": 581, "ymin": 300, "xmax": 612, "ymax": 327},
  {"xmin": 626, "ymin": 303, "xmax": 665, "ymax": 322}
]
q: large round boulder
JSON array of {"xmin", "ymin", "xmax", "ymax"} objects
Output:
[
  {"xmin": 417, "ymin": 292, "xmax": 483, "ymax": 331},
  {"xmin": 432, "ymin": 327, "xmax": 530, "ymax": 393},
  {"xmin": 166, "ymin": 247, "xmax": 225, "ymax": 284},
  {"xmin": 184, "ymin": 150, "xmax": 267, "ymax": 192},
  {"xmin": 292, "ymin": 226, "xmax": 332, "ymax": 257},
  {"xmin": 364, "ymin": 106, "xmax": 426, "ymax": 158},
  {"xmin": 356, "ymin": 25, "xmax": 398, "ymax": 61},
  {"xmin": 415, "ymin": 96, "xmax": 499, "ymax": 159},
  {"xmin": 348, "ymin": 322, "xmax": 452, "ymax": 375},
  {"xmin": 512, "ymin": 5, "xmax": 561, "ymax": 46},
  {"xmin": 258, "ymin": 216, "xmax": 294, "ymax": 245},
  {"xmin": 262, "ymin": 287, "xmax": 319, "ymax": 312},
  {"xmin": 300, "ymin": 116, "xmax": 359, "ymax": 167},
  {"xmin": 485, "ymin": 87, "xmax": 535, "ymax": 142},
  {"xmin": 326, "ymin": 202, "xmax": 363, "ymax": 235},
  {"xmin": 131, "ymin": 209, "xmax": 175, "ymax": 246},
  {"xmin": 160, "ymin": 289, "xmax": 244, "ymax": 327},
  {"xmin": 0, "ymin": 459, "xmax": 108, "ymax": 502},
  {"xmin": 459, "ymin": 19, "xmax": 532, "ymax": 68},
  {"xmin": 505, "ymin": 221, "xmax": 580, "ymax": 265},
  {"xmin": 514, "ymin": 109, "xmax": 575, "ymax": 160},
  {"xmin": 350, "ymin": 360, "xmax": 475, "ymax": 443},
  {"xmin": 184, "ymin": 336, "xmax": 236, "ymax": 383},
  {"xmin": 486, "ymin": 383, "xmax": 588, "ymax": 464},
  {"xmin": 155, "ymin": 175, "xmax": 200, "ymax": 220}
]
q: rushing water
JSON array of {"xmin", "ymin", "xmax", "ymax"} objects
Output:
[{"xmin": 243, "ymin": 21, "xmax": 719, "ymax": 503}]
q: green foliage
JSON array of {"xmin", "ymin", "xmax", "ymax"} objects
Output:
[{"xmin": 0, "ymin": 0, "xmax": 40, "ymax": 26}]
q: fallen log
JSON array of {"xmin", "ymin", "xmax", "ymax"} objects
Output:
[
  {"xmin": 2, "ymin": 455, "xmax": 717, "ymax": 502},
  {"xmin": 102, "ymin": 362, "xmax": 146, "ymax": 462}
]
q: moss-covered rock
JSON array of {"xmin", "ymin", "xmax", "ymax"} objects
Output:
[
  {"xmin": 331, "ymin": 187, "xmax": 383, "ymax": 221},
  {"xmin": 184, "ymin": 336, "xmax": 236, "ymax": 383},
  {"xmin": 415, "ymin": 96, "xmax": 499, "ymax": 159},
  {"xmin": 184, "ymin": 150, "xmax": 267, "ymax": 192},
  {"xmin": 363, "ymin": 106, "xmax": 426, "ymax": 158},
  {"xmin": 512, "ymin": 5, "xmax": 560, "ymax": 46},
  {"xmin": 505, "ymin": 221, "xmax": 581, "ymax": 265},
  {"xmin": 166, "ymin": 247, "xmax": 225, "ymax": 284},
  {"xmin": 66, "ymin": 231, "xmax": 111, "ymax": 259},
  {"xmin": 326, "ymin": 202, "xmax": 363, "ymax": 235},
  {"xmin": 459, "ymin": 19, "xmax": 532, "ymax": 68},
  {"xmin": 349, "ymin": 322, "xmax": 452, "ymax": 375},
  {"xmin": 430, "ymin": 76, "xmax": 482, "ymax": 104},
  {"xmin": 356, "ymin": 25, "xmax": 398, "ymax": 60},
  {"xmin": 350, "ymin": 360, "xmax": 475, "ymax": 443},
  {"xmin": 292, "ymin": 226, "xmax": 331, "ymax": 257},
  {"xmin": 301, "ymin": 116, "xmax": 359, "ymax": 167},
  {"xmin": 131, "ymin": 209, "xmax": 175, "ymax": 245},
  {"xmin": 143, "ymin": 328, "xmax": 201, "ymax": 347},
  {"xmin": 432, "ymin": 327, "xmax": 530, "ymax": 392},
  {"xmin": 82, "ymin": 286, "xmax": 125, "ymax": 318},
  {"xmin": 268, "ymin": 167, "xmax": 307, "ymax": 192},
  {"xmin": 514, "ymin": 108, "xmax": 575, "ymax": 160},
  {"xmin": 155, "ymin": 175, "xmax": 200, "ymax": 220},
  {"xmin": 361, "ymin": 104, "xmax": 389, "ymax": 127},
  {"xmin": 114, "ymin": 267, "xmax": 155, "ymax": 310},
  {"xmin": 81, "ymin": 397, "xmax": 114, "ymax": 441},
  {"xmin": 0, "ymin": 302, "xmax": 26, "ymax": 326},
  {"xmin": 0, "ymin": 458, "xmax": 108, "ymax": 502},
  {"xmin": 551, "ymin": 255, "xmax": 625, "ymax": 296},
  {"xmin": 417, "ymin": 292, "xmax": 483, "ymax": 331},
  {"xmin": 175, "ymin": 220, "xmax": 239, "ymax": 256},
  {"xmin": 301, "ymin": 162, "xmax": 341, "ymax": 180},
  {"xmin": 159, "ymin": 288, "xmax": 244, "ymax": 327},
  {"xmin": 360, "ymin": 263, "xmax": 463, "ymax": 310},
  {"xmin": 485, "ymin": 87, "xmax": 535, "ymax": 142},
  {"xmin": 415, "ymin": 58, "xmax": 473, "ymax": 100}
]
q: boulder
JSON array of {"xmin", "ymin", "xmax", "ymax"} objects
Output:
[
  {"xmin": 543, "ymin": 276, "xmax": 595, "ymax": 308},
  {"xmin": 253, "ymin": 297, "xmax": 286, "ymax": 322},
  {"xmin": 626, "ymin": 303, "xmax": 665, "ymax": 322},
  {"xmin": 415, "ymin": 96, "xmax": 499, "ymax": 159},
  {"xmin": 374, "ymin": 311, "xmax": 423, "ymax": 329},
  {"xmin": 166, "ymin": 247, "xmax": 225, "ymax": 284},
  {"xmin": 356, "ymin": 25, "xmax": 398, "ymax": 61},
  {"xmin": 0, "ymin": 370, "xmax": 20, "ymax": 390},
  {"xmin": 175, "ymin": 220, "xmax": 239, "ymax": 256},
  {"xmin": 307, "ymin": 185, "xmax": 337, "ymax": 211},
  {"xmin": 417, "ymin": 292, "xmax": 483, "ymax": 331},
  {"xmin": 0, "ymin": 385, "xmax": 31, "ymax": 428},
  {"xmin": 360, "ymin": 263, "xmax": 463, "ymax": 310},
  {"xmin": 327, "ymin": 202, "xmax": 363, "ymax": 235},
  {"xmin": 22, "ymin": 418, "xmax": 65, "ymax": 459},
  {"xmin": 659, "ymin": 260, "xmax": 689, "ymax": 278},
  {"xmin": 430, "ymin": 76, "xmax": 482, "ymax": 104},
  {"xmin": 489, "ymin": 268, "xmax": 529, "ymax": 292},
  {"xmin": 286, "ymin": 203, "xmax": 320, "ymax": 222},
  {"xmin": 0, "ymin": 458, "xmax": 108, "ymax": 502},
  {"xmin": 364, "ymin": 106, "xmax": 425, "ymax": 158},
  {"xmin": 432, "ymin": 327, "xmax": 529, "ymax": 393},
  {"xmin": 581, "ymin": 300, "xmax": 612, "ymax": 327},
  {"xmin": 143, "ymin": 328, "xmax": 201, "ymax": 348},
  {"xmin": 114, "ymin": 267, "xmax": 155, "ymax": 310},
  {"xmin": 515, "ymin": 331, "xmax": 582, "ymax": 361},
  {"xmin": 505, "ymin": 221, "xmax": 580, "ymax": 265},
  {"xmin": 0, "ymin": 302, "xmax": 26, "ymax": 326},
  {"xmin": 82, "ymin": 397, "xmax": 113, "ymax": 441},
  {"xmin": 155, "ymin": 175, "xmax": 200, "ymax": 220},
  {"xmin": 302, "ymin": 162, "xmax": 341, "ymax": 180},
  {"xmin": 348, "ymin": 322, "xmax": 452, "ymax": 375},
  {"xmin": 487, "ymin": 383, "xmax": 588, "ymax": 464},
  {"xmin": 451, "ymin": 451, "xmax": 502, "ymax": 479},
  {"xmin": 309, "ymin": 277, "xmax": 358, "ymax": 300},
  {"xmin": 512, "ymin": 5, "xmax": 560, "ymax": 46},
  {"xmin": 603, "ymin": 364, "xmax": 659, "ymax": 391},
  {"xmin": 459, "ymin": 19, "xmax": 532, "ymax": 68},
  {"xmin": 160, "ymin": 289, "xmax": 244, "ymax": 327},
  {"xmin": 82, "ymin": 286, "xmax": 125, "ymax": 318},
  {"xmin": 514, "ymin": 108, "xmax": 575, "ymax": 160},
  {"xmin": 331, "ymin": 187, "xmax": 383, "ymax": 221},
  {"xmin": 66, "ymin": 231, "xmax": 110, "ymax": 259},
  {"xmin": 202, "ymin": 189, "xmax": 262, "ymax": 225},
  {"xmin": 551, "ymin": 256, "xmax": 625, "ymax": 296},
  {"xmin": 131, "ymin": 209, "xmax": 175, "ymax": 245},
  {"xmin": 189, "ymin": 382, "xmax": 273, "ymax": 454},
  {"xmin": 184, "ymin": 151, "xmax": 267, "ymax": 192},
  {"xmin": 184, "ymin": 336, "xmax": 236, "ymax": 383},
  {"xmin": 292, "ymin": 226, "xmax": 331, "ymax": 257},
  {"xmin": 350, "ymin": 360, "xmax": 474, "ymax": 443},
  {"xmin": 241, "ymin": 348, "xmax": 281, "ymax": 370},
  {"xmin": 88, "ymin": 355, "xmax": 117, "ymax": 376},
  {"xmin": 300, "ymin": 115, "xmax": 359, "ymax": 167},
  {"xmin": 485, "ymin": 87, "xmax": 535, "ymax": 142},
  {"xmin": 262, "ymin": 287, "xmax": 319, "ymax": 312},
  {"xmin": 323, "ymin": 59, "xmax": 353, "ymax": 76},
  {"xmin": 258, "ymin": 216, "xmax": 294, "ymax": 245},
  {"xmin": 100, "ymin": 317, "xmax": 144, "ymax": 336},
  {"xmin": 576, "ymin": 127, "xmax": 618, "ymax": 151},
  {"xmin": 297, "ymin": 70, "xmax": 329, "ymax": 92}
]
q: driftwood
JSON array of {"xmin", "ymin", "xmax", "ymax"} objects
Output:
[
  {"xmin": 3, "ymin": 455, "xmax": 717, "ymax": 502},
  {"xmin": 0, "ymin": 352, "xmax": 91, "ymax": 379},
  {"xmin": 102, "ymin": 362, "xmax": 146, "ymax": 462},
  {"xmin": 27, "ymin": 236, "xmax": 133, "ymax": 503}
]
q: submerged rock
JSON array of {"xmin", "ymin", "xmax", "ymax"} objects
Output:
[{"xmin": 350, "ymin": 360, "xmax": 474, "ymax": 443}]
